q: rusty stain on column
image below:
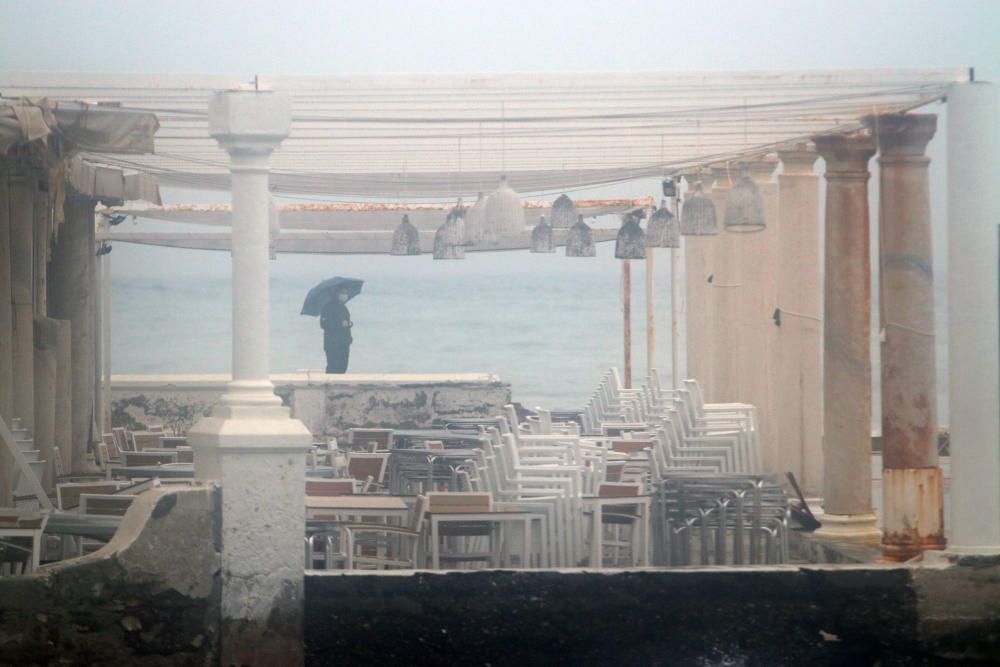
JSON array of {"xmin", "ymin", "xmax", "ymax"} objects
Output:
[
  {"xmin": 863, "ymin": 113, "xmax": 946, "ymax": 560},
  {"xmin": 812, "ymin": 131, "xmax": 881, "ymax": 541},
  {"xmin": 776, "ymin": 143, "xmax": 823, "ymax": 497}
]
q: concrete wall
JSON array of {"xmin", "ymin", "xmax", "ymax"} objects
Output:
[
  {"xmin": 110, "ymin": 373, "xmax": 511, "ymax": 438},
  {"xmin": 0, "ymin": 486, "xmax": 220, "ymax": 666},
  {"xmin": 305, "ymin": 562, "xmax": 1000, "ymax": 666}
]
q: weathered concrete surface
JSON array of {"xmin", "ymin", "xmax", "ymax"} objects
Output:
[
  {"xmin": 305, "ymin": 563, "xmax": 1000, "ymax": 666},
  {"xmin": 112, "ymin": 373, "xmax": 511, "ymax": 438},
  {"xmin": 0, "ymin": 486, "xmax": 221, "ymax": 666}
]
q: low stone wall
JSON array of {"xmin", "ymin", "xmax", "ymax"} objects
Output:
[
  {"xmin": 0, "ymin": 486, "xmax": 221, "ymax": 666},
  {"xmin": 305, "ymin": 561, "xmax": 1000, "ymax": 666},
  {"xmin": 111, "ymin": 372, "xmax": 511, "ymax": 438}
]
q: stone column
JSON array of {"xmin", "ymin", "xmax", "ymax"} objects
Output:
[
  {"xmin": 33, "ymin": 317, "xmax": 57, "ymax": 490},
  {"xmin": 776, "ymin": 144, "xmax": 823, "ymax": 496},
  {"xmin": 812, "ymin": 131, "xmax": 881, "ymax": 542},
  {"xmin": 734, "ymin": 155, "xmax": 779, "ymax": 473},
  {"xmin": 0, "ymin": 164, "xmax": 11, "ymax": 504},
  {"xmin": 187, "ymin": 90, "xmax": 311, "ymax": 666},
  {"xmin": 946, "ymin": 82, "xmax": 1000, "ymax": 553},
  {"xmin": 10, "ymin": 167, "xmax": 35, "ymax": 431},
  {"xmin": 862, "ymin": 113, "xmax": 945, "ymax": 560},
  {"xmin": 49, "ymin": 191, "xmax": 96, "ymax": 474},
  {"xmin": 707, "ymin": 163, "xmax": 736, "ymax": 402},
  {"xmin": 681, "ymin": 168, "xmax": 715, "ymax": 388},
  {"xmin": 52, "ymin": 319, "xmax": 72, "ymax": 477}
]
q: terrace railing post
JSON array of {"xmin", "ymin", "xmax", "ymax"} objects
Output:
[{"xmin": 188, "ymin": 89, "xmax": 312, "ymax": 667}]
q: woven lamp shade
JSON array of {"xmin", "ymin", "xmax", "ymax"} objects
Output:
[
  {"xmin": 550, "ymin": 193, "xmax": 577, "ymax": 228},
  {"xmin": 390, "ymin": 214, "xmax": 421, "ymax": 255},
  {"xmin": 724, "ymin": 164, "xmax": 766, "ymax": 232},
  {"xmin": 484, "ymin": 176, "xmax": 525, "ymax": 243},
  {"xmin": 565, "ymin": 215, "xmax": 596, "ymax": 257},
  {"xmin": 645, "ymin": 199, "xmax": 680, "ymax": 248},
  {"xmin": 680, "ymin": 182, "xmax": 719, "ymax": 236},
  {"xmin": 614, "ymin": 212, "xmax": 647, "ymax": 259},
  {"xmin": 530, "ymin": 215, "xmax": 554, "ymax": 253},
  {"xmin": 433, "ymin": 207, "xmax": 466, "ymax": 260}
]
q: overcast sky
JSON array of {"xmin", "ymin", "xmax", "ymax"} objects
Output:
[{"xmin": 2, "ymin": 1, "xmax": 999, "ymax": 79}]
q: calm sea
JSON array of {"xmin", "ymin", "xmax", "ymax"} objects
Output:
[{"xmin": 110, "ymin": 233, "xmax": 949, "ymax": 423}]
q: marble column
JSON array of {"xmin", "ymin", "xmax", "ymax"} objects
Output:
[
  {"xmin": 50, "ymin": 191, "xmax": 96, "ymax": 474},
  {"xmin": 862, "ymin": 113, "xmax": 945, "ymax": 560},
  {"xmin": 812, "ymin": 131, "xmax": 881, "ymax": 541},
  {"xmin": 52, "ymin": 318, "xmax": 72, "ymax": 478},
  {"xmin": 681, "ymin": 168, "xmax": 715, "ymax": 388},
  {"xmin": 776, "ymin": 144, "xmax": 823, "ymax": 496},
  {"xmin": 707, "ymin": 163, "xmax": 737, "ymax": 402},
  {"xmin": 946, "ymin": 82, "xmax": 1000, "ymax": 553},
  {"xmin": 734, "ymin": 155, "xmax": 779, "ymax": 473},
  {"xmin": 188, "ymin": 90, "xmax": 311, "ymax": 666},
  {"xmin": 10, "ymin": 167, "xmax": 35, "ymax": 431},
  {"xmin": 33, "ymin": 317, "xmax": 57, "ymax": 490}
]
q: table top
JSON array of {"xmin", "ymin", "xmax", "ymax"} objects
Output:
[{"xmin": 306, "ymin": 495, "xmax": 409, "ymax": 511}]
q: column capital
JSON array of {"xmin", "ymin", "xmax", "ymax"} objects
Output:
[
  {"xmin": 209, "ymin": 90, "xmax": 291, "ymax": 155},
  {"xmin": 813, "ymin": 132, "xmax": 876, "ymax": 179},
  {"xmin": 743, "ymin": 154, "xmax": 779, "ymax": 183},
  {"xmin": 862, "ymin": 113, "xmax": 936, "ymax": 159},
  {"xmin": 777, "ymin": 142, "xmax": 818, "ymax": 175}
]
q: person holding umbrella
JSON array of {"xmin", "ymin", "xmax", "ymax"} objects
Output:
[{"xmin": 301, "ymin": 276, "xmax": 363, "ymax": 374}]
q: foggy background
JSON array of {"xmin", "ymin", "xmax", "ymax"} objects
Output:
[{"xmin": 2, "ymin": 0, "xmax": 999, "ymax": 414}]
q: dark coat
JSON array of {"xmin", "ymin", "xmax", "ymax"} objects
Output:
[{"xmin": 320, "ymin": 300, "xmax": 352, "ymax": 346}]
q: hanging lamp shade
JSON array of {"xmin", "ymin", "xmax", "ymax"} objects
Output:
[
  {"xmin": 390, "ymin": 214, "xmax": 421, "ymax": 255},
  {"xmin": 550, "ymin": 193, "xmax": 577, "ymax": 229},
  {"xmin": 565, "ymin": 215, "xmax": 596, "ymax": 257},
  {"xmin": 483, "ymin": 175, "xmax": 525, "ymax": 243},
  {"xmin": 645, "ymin": 199, "xmax": 680, "ymax": 248},
  {"xmin": 464, "ymin": 192, "xmax": 486, "ymax": 245},
  {"xmin": 433, "ymin": 209, "xmax": 465, "ymax": 260},
  {"xmin": 530, "ymin": 215, "xmax": 554, "ymax": 253},
  {"xmin": 724, "ymin": 164, "xmax": 766, "ymax": 232},
  {"xmin": 680, "ymin": 181, "xmax": 718, "ymax": 236},
  {"xmin": 615, "ymin": 211, "xmax": 646, "ymax": 259}
]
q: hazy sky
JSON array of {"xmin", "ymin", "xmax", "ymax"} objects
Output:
[{"xmin": 2, "ymin": 1, "xmax": 999, "ymax": 79}]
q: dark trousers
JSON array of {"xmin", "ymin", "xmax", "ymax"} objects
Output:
[{"xmin": 325, "ymin": 342, "xmax": 350, "ymax": 374}]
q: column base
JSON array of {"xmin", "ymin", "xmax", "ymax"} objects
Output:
[
  {"xmin": 881, "ymin": 467, "xmax": 946, "ymax": 562},
  {"xmin": 814, "ymin": 513, "xmax": 881, "ymax": 543}
]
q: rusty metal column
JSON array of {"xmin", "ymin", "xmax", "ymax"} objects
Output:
[
  {"xmin": 812, "ymin": 132, "xmax": 881, "ymax": 542},
  {"xmin": 682, "ymin": 169, "xmax": 715, "ymax": 389},
  {"xmin": 776, "ymin": 144, "xmax": 823, "ymax": 497},
  {"xmin": 10, "ymin": 167, "xmax": 35, "ymax": 431},
  {"xmin": 863, "ymin": 113, "xmax": 945, "ymax": 560}
]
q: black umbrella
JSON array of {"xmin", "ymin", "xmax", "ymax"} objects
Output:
[{"xmin": 300, "ymin": 277, "xmax": 364, "ymax": 316}]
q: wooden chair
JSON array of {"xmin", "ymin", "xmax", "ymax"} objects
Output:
[
  {"xmin": 347, "ymin": 428, "xmax": 393, "ymax": 452},
  {"xmin": 131, "ymin": 432, "xmax": 162, "ymax": 451},
  {"xmin": 586, "ymin": 482, "xmax": 650, "ymax": 567},
  {"xmin": 306, "ymin": 479, "xmax": 359, "ymax": 497},
  {"xmin": 0, "ymin": 509, "xmax": 49, "ymax": 574},
  {"xmin": 56, "ymin": 481, "xmax": 127, "ymax": 510},
  {"xmin": 122, "ymin": 450, "xmax": 179, "ymax": 467},
  {"xmin": 79, "ymin": 494, "xmax": 136, "ymax": 517},
  {"xmin": 345, "ymin": 453, "xmax": 390, "ymax": 493},
  {"xmin": 426, "ymin": 492, "xmax": 496, "ymax": 569},
  {"xmin": 342, "ymin": 495, "xmax": 427, "ymax": 570}
]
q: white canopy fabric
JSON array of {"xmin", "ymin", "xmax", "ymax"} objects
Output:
[{"xmin": 0, "ymin": 70, "xmax": 968, "ymax": 199}]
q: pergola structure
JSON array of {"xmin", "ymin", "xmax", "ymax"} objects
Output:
[{"xmin": 2, "ymin": 69, "xmax": 997, "ymax": 663}]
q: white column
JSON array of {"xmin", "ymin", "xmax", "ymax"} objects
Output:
[
  {"xmin": 0, "ymin": 164, "xmax": 13, "ymax": 504},
  {"xmin": 102, "ymin": 245, "xmax": 112, "ymax": 434},
  {"xmin": 776, "ymin": 144, "xmax": 823, "ymax": 497},
  {"xmin": 10, "ymin": 167, "xmax": 35, "ymax": 431},
  {"xmin": 947, "ymin": 81, "xmax": 1000, "ymax": 553},
  {"xmin": 187, "ymin": 90, "xmax": 311, "ymax": 666},
  {"xmin": 94, "ymin": 240, "xmax": 105, "ymax": 436}
]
